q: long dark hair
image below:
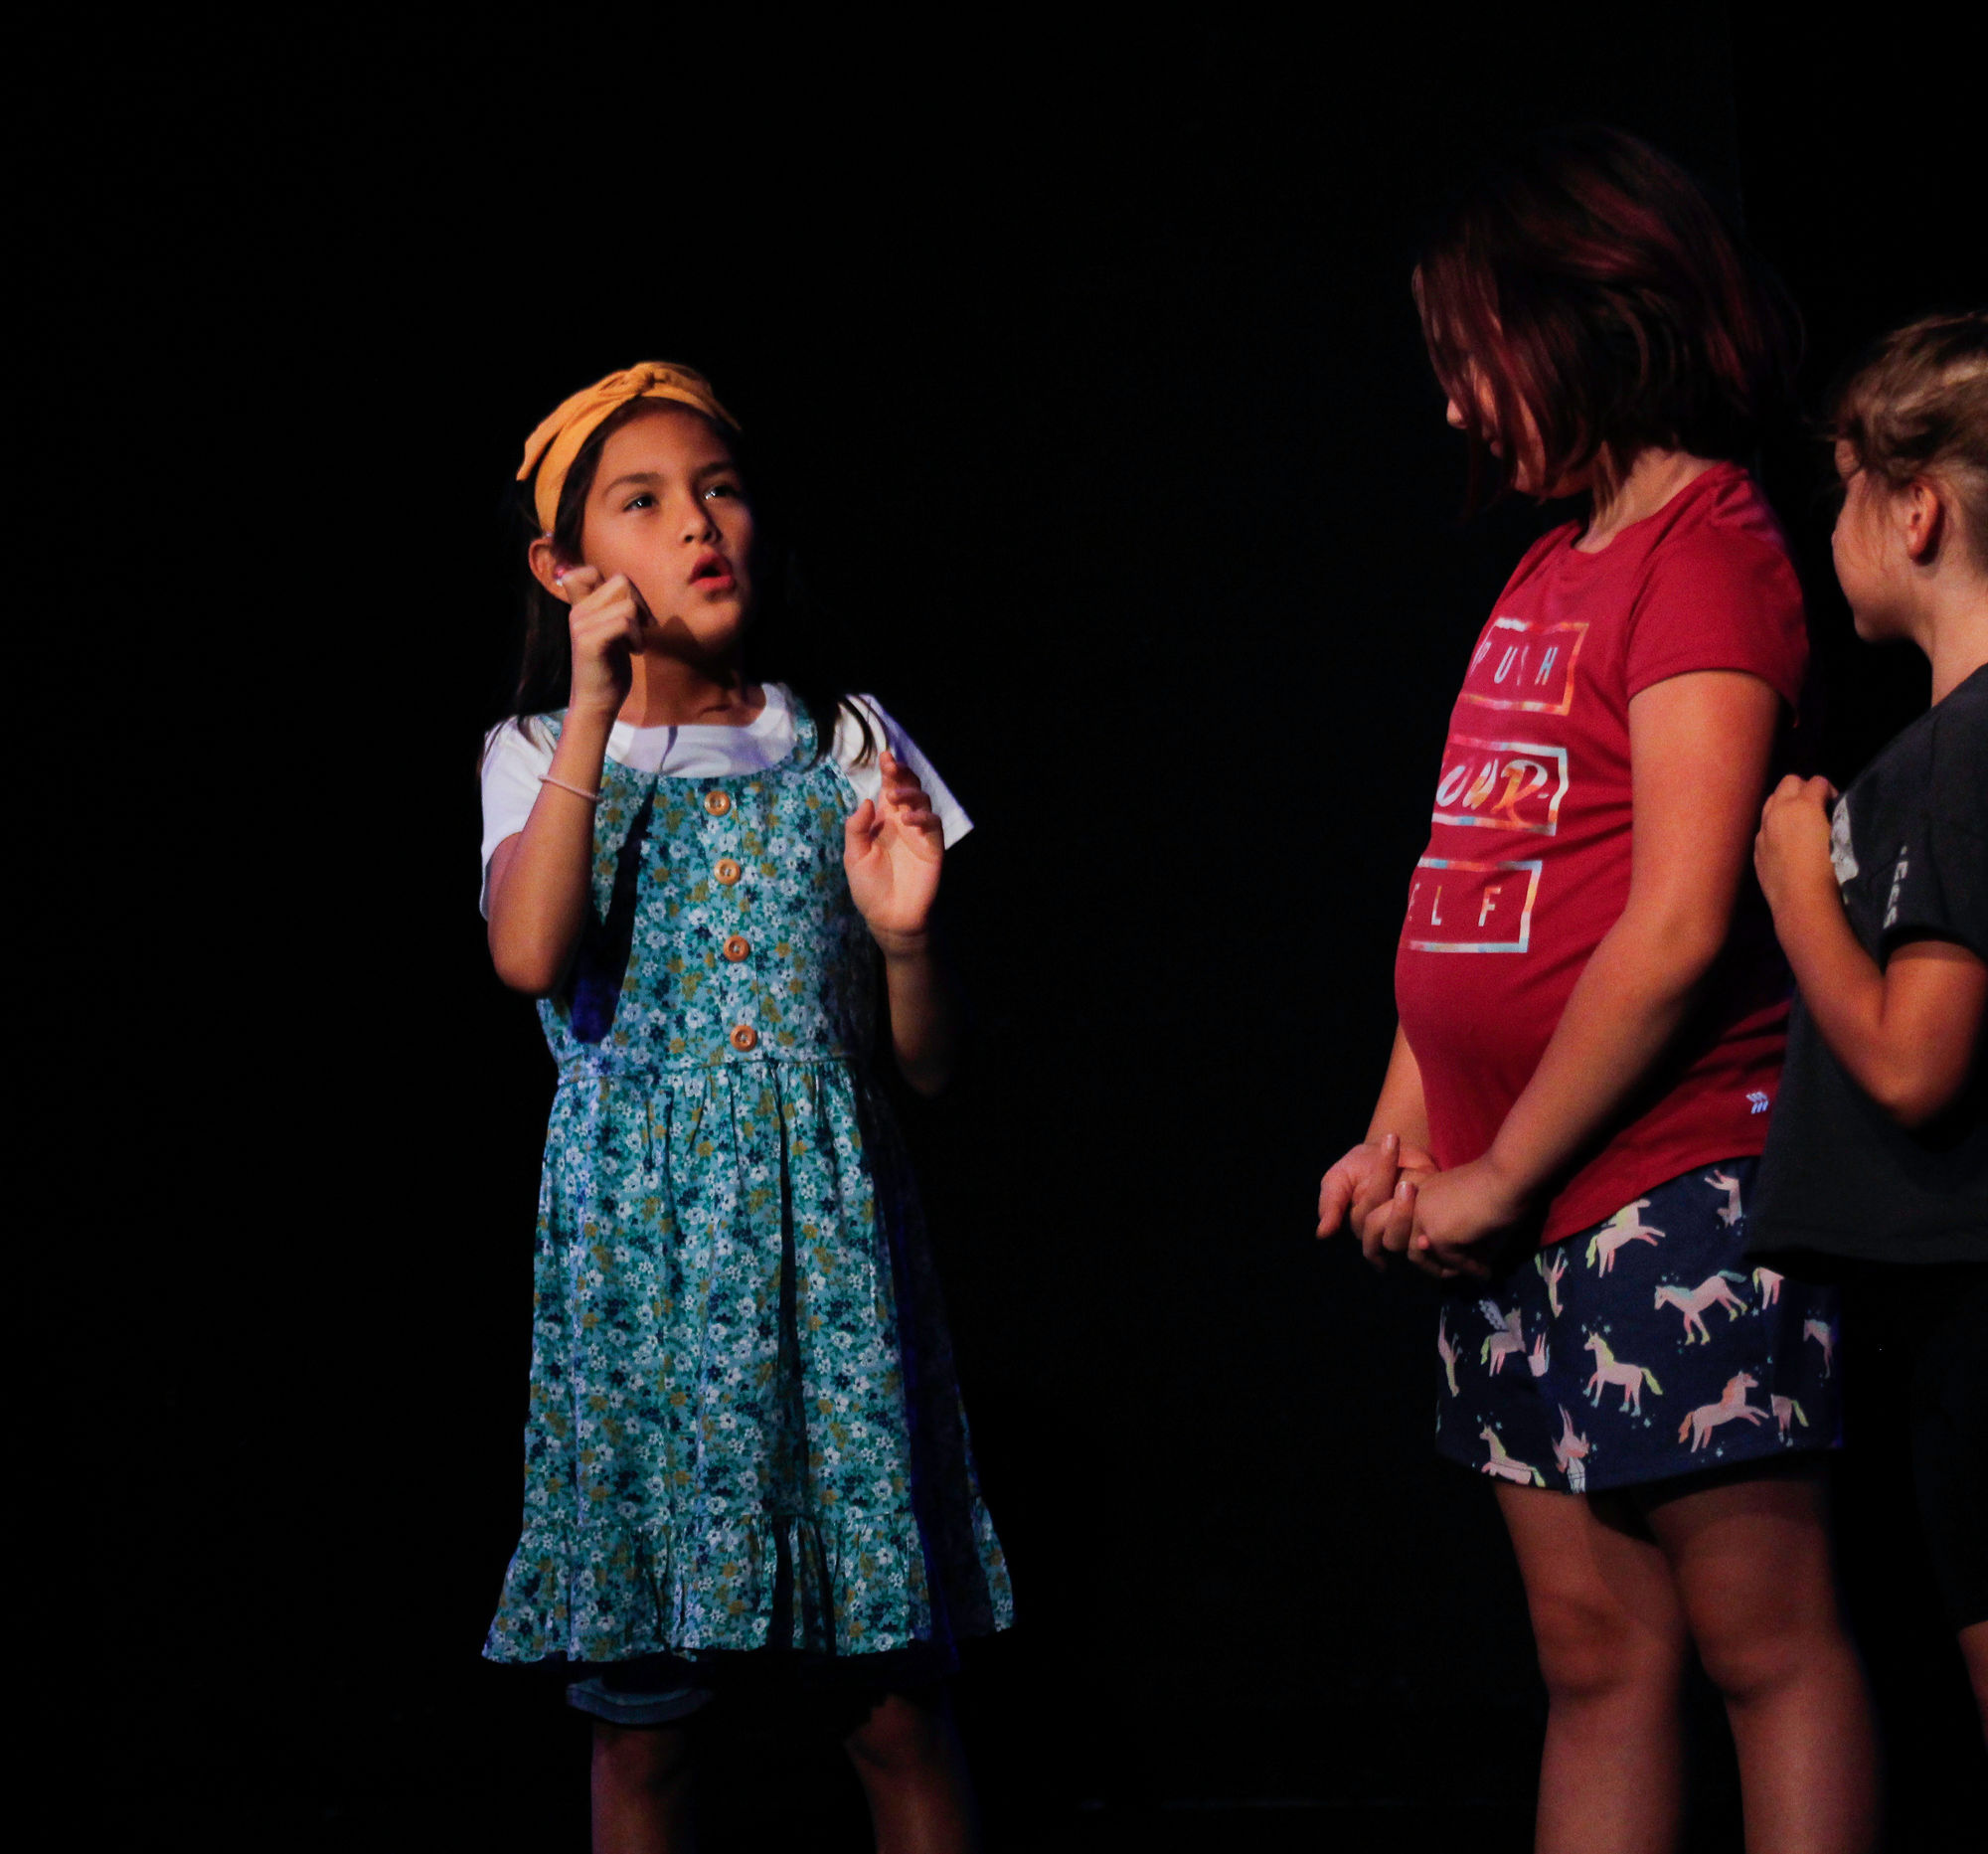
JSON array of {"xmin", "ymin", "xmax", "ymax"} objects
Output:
[
  {"xmin": 502, "ymin": 397, "xmax": 877, "ymax": 763},
  {"xmin": 1415, "ymin": 126, "xmax": 1799, "ymax": 509}
]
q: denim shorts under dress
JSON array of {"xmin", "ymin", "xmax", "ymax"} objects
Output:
[{"xmin": 566, "ymin": 1642, "xmax": 957, "ymax": 1728}]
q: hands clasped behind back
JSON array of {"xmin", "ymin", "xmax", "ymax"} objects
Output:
[{"xmin": 1317, "ymin": 1131, "xmax": 1447, "ymax": 1274}]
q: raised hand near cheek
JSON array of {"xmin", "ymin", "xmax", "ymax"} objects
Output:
[
  {"xmin": 1753, "ymin": 774, "xmax": 1841, "ymax": 920},
  {"xmin": 844, "ymin": 749, "xmax": 944, "ymax": 948},
  {"xmin": 559, "ymin": 566, "xmax": 647, "ymax": 720}
]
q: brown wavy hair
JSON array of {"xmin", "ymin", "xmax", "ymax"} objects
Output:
[
  {"xmin": 1415, "ymin": 126, "xmax": 1799, "ymax": 509},
  {"xmin": 1830, "ymin": 309, "xmax": 1988, "ymax": 570}
]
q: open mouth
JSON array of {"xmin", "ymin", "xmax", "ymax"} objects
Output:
[{"xmin": 690, "ymin": 552, "xmax": 733, "ymax": 585}]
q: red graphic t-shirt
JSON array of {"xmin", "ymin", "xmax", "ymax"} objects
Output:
[{"xmin": 1394, "ymin": 463, "xmax": 1807, "ymax": 1245}]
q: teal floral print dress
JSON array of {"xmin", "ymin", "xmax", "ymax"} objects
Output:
[{"xmin": 484, "ymin": 702, "xmax": 1013, "ymax": 1667}]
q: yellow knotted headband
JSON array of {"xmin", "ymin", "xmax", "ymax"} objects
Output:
[{"xmin": 517, "ymin": 361, "xmax": 740, "ymax": 534}]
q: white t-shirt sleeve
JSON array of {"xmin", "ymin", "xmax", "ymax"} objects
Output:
[
  {"xmin": 833, "ymin": 695, "xmax": 973, "ymax": 848},
  {"xmin": 478, "ymin": 719, "xmax": 556, "ymax": 917},
  {"xmin": 477, "ymin": 694, "xmax": 970, "ymax": 917}
]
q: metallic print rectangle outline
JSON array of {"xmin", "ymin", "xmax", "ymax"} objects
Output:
[{"xmin": 1405, "ymin": 855, "xmax": 1545, "ymax": 953}]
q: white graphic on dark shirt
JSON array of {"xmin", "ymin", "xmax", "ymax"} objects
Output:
[{"xmin": 1829, "ymin": 795, "xmax": 1858, "ymax": 887}]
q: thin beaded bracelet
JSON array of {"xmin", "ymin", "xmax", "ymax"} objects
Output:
[{"xmin": 539, "ymin": 772, "xmax": 602, "ymax": 804}]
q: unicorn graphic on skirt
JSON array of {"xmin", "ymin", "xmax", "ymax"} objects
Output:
[
  {"xmin": 1478, "ymin": 1302, "xmax": 1527, "ymax": 1376},
  {"xmin": 1583, "ymin": 1333, "xmax": 1663, "ymax": 1414},
  {"xmin": 1551, "ymin": 1406, "xmax": 1593, "ymax": 1493},
  {"xmin": 1536, "ymin": 1247, "xmax": 1569, "ymax": 1317},
  {"xmin": 1654, "ymin": 1271, "xmax": 1749, "ymax": 1344},
  {"xmin": 1704, "ymin": 1168, "xmax": 1746, "ymax": 1227},
  {"xmin": 1480, "ymin": 1426, "xmax": 1545, "ymax": 1486},
  {"xmin": 1584, "ymin": 1202, "xmax": 1664, "ymax": 1274},
  {"xmin": 1680, "ymin": 1371, "xmax": 1767, "ymax": 1451}
]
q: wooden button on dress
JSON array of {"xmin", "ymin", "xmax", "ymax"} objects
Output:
[
  {"xmin": 729, "ymin": 1024, "xmax": 758, "ymax": 1052},
  {"xmin": 723, "ymin": 935, "xmax": 750, "ymax": 962},
  {"xmin": 715, "ymin": 858, "xmax": 743, "ymax": 886},
  {"xmin": 704, "ymin": 790, "xmax": 733, "ymax": 817}
]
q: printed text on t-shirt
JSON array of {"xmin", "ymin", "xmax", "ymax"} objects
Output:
[
  {"xmin": 1403, "ymin": 856, "xmax": 1544, "ymax": 953},
  {"xmin": 1433, "ymin": 736, "xmax": 1571, "ymax": 835},
  {"xmin": 1460, "ymin": 617, "xmax": 1590, "ymax": 716}
]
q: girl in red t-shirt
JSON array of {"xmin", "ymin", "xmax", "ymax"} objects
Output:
[{"xmin": 1318, "ymin": 130, "xmax": 1878, "ymax": 1852}]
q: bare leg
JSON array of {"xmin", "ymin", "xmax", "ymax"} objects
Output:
[
  {"xmin": 591, "ymin": 1721, "xmax": 697, "ymax": 1854},
  {"xmin": 1646, "ymin": 1467, "xmax": 1878, "ymax": 1854},
  {"xmin": 1496, "ymin": 1482, "xmax": 1691, "ymax": 1854},
  {"xmin": 842, "ymin": 1688, "xmax": 979, "ymax": 1854},
  {"xmin": 1959, "ymin": 1620, "xmax": 1988, "ymax": 1748}
]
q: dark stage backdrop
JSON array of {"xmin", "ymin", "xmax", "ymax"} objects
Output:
[{"xmin": 80, "ymin": 12, "xmax": 1979, "ymax": 1848}]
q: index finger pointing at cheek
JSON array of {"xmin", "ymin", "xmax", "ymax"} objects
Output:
[{"xmin": 558, "ymin": 565, "xmax": 604, "ymax": 604}]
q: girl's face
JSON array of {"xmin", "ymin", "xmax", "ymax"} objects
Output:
[
  {"xmin": 577, "ymin": 404, "xmax": 756, "ymax": 661},
  {"xmin": 1830, "ymin": 439, "xmax": 1909, "ymax": 643},
  {"xmin": 1444, "ymin": 352, "xmax": 1553, "ymax": 496}
]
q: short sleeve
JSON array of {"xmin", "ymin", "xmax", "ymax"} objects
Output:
[
  {"xmin": 478, "ymin": 719, "xmax": 556, "ymax": 916},
  {"xmin": 832, "ymin": 695, "xmax": 973, "ymax": 848},
  {"xmin": 1884, "ymin": 687, "xmax": 1988, "ymax": 962},
  {"xmin": 1624, "ymin": 522, "xmax": 1807, "ymax": 712}
]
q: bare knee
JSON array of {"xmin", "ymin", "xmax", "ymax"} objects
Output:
[
  {"xmin": 1650, "ymin": 1461, "xmax": 1854, "ymax": 1703},
  {"xmin": 844, "ymin": 1691, "xmax": 950, "ymax": 1776},
  {"xmin": 1677, "ymin": 1556, "xmax": 1847, "ymax": 1702},
  {"xmin": 1687, "ymin": 1608, "xmax": 1812, "ymax": 1700},
  {"xmin": 1529, "ymin": 1588, "xmax": 1684, "ymax": 1707},
  {"xmin": 592, "ymin": 1720, "xmax": 695, "ymax": 1795}
]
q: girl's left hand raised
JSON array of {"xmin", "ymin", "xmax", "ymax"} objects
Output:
[
  {"xmin": 1407, "ymin": 1155, "xmax": 1533, "ymax": 1280},
  {"xmin": 845, "ymin": 750, "xmax": 944, "ymax": 950},
  {"xmin": 1753, "ymin": 774, "xmax": 1840, "ymax": 921}
]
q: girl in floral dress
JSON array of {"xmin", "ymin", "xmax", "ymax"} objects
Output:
[{"xmin": 479, "ymin": 362, "xmax": 1011, "ymax": 1852}]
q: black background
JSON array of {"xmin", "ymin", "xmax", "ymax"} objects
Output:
[{"xmin": 73, "ymin": 9, "xmax": 1981, "ymax": 1849}]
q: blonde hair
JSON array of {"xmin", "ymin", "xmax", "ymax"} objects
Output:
[{"xmin": 1832, "ymin": 310, "xmax": 1988, "ymax": 569}]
